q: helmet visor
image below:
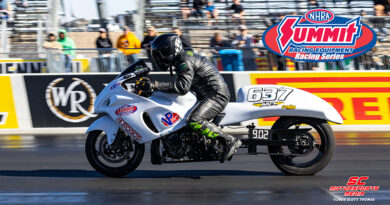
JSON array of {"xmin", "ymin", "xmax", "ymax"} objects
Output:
[{"xmin": 151, "ymin": 47, "xmax": 169, "ymax": 71}]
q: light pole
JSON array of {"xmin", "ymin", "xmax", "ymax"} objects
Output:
[{"xmin": 96, "ymin": 0, "xmax": 108, "ymax": 31}]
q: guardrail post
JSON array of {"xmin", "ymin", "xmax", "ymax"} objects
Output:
[
  {"xmin": 1, "ymin": 13, "xmax": 9, "ymax": 58},
  {"xmin": 37, "ymin": 19, "xmax": 44, "ymax": 55}
]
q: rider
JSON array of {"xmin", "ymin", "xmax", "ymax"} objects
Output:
[{"xmin": 143, "ymin": 34, "xmax": 241, "ymax": 162}]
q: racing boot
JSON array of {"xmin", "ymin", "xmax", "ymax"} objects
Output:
[
  {"xmin": 219, "ymin": 134, "xmax": 242, "ymax": 163},
  {"xmin": 189, "ymin": 121, "xmax": 241, "ymax": 162}
]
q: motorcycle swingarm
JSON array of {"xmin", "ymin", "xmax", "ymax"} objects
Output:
[
  {"xmin": 242, "ymin": 127, "xmax": 312, "ymax": 153},
  {"xmin": 243, "ymin": 126, "xmax": 312, "ymax": 144}
]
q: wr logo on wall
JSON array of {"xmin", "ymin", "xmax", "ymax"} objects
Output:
[{"xmin": 45, "ymin": 78, "xmax": 97, "ymax": 123}]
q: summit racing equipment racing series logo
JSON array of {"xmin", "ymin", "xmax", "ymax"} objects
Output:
[
  {"xmin": 262, "ymin": 9, "xmax": 377, "ymax": 62},
  {"xmin": 46, "ymin": 78, "xmax": 97, "ymax": 123}
]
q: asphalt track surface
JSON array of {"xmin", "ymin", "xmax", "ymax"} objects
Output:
[{"xmin": 0, "ymin": 132, "xmax": 389, "ymax": 204}]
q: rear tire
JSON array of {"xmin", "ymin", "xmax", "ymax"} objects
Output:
[
  {"xmin": 85, "ymin": 130, "xmax": 144, "ymax": 177},
  {"xmin": 268, "ymin": 117, "xmax": 335, "ymax": 175}
]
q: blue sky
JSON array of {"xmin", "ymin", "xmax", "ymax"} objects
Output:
[{"xmin": 65, "ymin": 0, "xmax": 136, "ymax": 19}]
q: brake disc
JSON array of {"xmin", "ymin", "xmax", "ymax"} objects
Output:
[{"xmin": 288, "ymin": 132, "xmax": 314, "ymax": 155}]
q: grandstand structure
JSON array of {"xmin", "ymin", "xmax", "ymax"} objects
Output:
[
  {"xmin": 0, "ymin": 0, "xmax": 382, "ymax": 59},
  {"xmin": 9, "ymin": 0, "xmax": 49, "ymax": 58},
  {"xmin": 144, "ymin": 0, "xmax": 376, "ymax": 48}
]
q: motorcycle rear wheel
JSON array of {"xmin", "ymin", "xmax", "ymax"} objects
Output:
[
  {"xmin": 85, "ymin": 130, "xmax": 144, "ymax": 177},
  {"xmin": 268, "ymin": 117, "xmax": 335, "ymax": 175}
]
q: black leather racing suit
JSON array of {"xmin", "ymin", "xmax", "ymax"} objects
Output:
[{"xmin": 154, "ymin": 51, "xmax": 230, "ymax": 139}]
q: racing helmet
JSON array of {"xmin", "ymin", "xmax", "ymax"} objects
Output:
[{"xmin": 151, "ymin": 34, "xmax": 183, "ymax": 71}]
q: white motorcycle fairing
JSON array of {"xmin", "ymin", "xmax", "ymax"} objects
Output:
[
  {"xmin": 86, "ymin": 74, "xmax": 198, "ymax": 145},
  {"xmin": 87, "ymin": 73, "xmax": 343, "ymax": 145},
  {"xmin": 219, "ymin": 85, "xmax": 343, "ymax": 125}
]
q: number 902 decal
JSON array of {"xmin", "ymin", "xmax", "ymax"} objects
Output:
[{"xmin": 247, "ymin": 87, "xmax": 293, "ymax": 102}]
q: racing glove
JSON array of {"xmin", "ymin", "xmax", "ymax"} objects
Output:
[{"xmin": 135, "ymin": 77, "xmax": 155, "ymax": 97}]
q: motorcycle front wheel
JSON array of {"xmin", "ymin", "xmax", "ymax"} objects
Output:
[
  {"xmin": 268, "ymin": 117, "xmax": 335, "ymax": 175},
  {"xmin": 85, "ymin": 130, "xmax": 144, "ymax": 177}
]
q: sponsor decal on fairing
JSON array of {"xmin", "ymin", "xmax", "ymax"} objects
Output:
[
  {"xmin": 262, "ymin": 9, "xmax": 377, "ymax": 62},
  {"xmin": 115, "ymin": 104, "xmax": 137, "ymax": 116},
  {"xmin": 161, "ymin": 112, "xmax": 180, "ymax": 126},
  {"xmin": 116, "ymin": 117, "xmax": 142, "ymax": 141}
]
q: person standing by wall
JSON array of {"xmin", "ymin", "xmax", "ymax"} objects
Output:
[
  {"xmin": 43, "ymin": 33, "xmax": 63, "ymax": 73},
  {"xmin": 96, "ymin": 28, "xmax": 113, "ymax": 71},
  {"xmin": 43, "ymin": 33, "xmax": 62, "ymax": 49},
  {"xmin": 232, "ymin": 25, "xmax": 256, "ymax": 70},
  {"xmin": 141, "ymin": 26, "xmax": 158, "ymax": 70},
  {"xmin": 117, "ymin": 26, "xmax": 141, "ymax": 65},
  {"xmin": 57, "ymin": 29, "xmax": 76, "ymax": 72},
  {"xmin": 172, "ymin": 27, "xmax": 191, "ymax": 49},
  {"xmin": 210, "ymin": 32, "xmax": 230, "ymax": 55}
]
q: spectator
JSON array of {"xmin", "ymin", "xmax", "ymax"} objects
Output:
[
  {"xmin": 43, "ymin": 33, "xmax": 62, "ymax": 72},
  {"xmin": 205, "ymin": 1, "xmax": 219, "ymax": 25},
  {"xmin": 96, "ymin": 28, "xmax": 113, "ymax": 71},
  {"xmin": 117, "ymin": 26, "xmax": 141, "ymax": 65},
  {"xmin": 191, "ymin": 0, "xmax": 205, "ymax": 18},
  {"xmin": 0, "ymin": 0, "xmax": 11, "ymax": 13},
  {"xmin": 141, "ymin": 26, "xmax": 158, "ymax": 49},
  {"xmin": 233, "ymin": 25, "xmax": 256, "ymax": 70},
  {"xmin": 360, "ymin": 9, "xmax": 367, "ymax": 17},
  {"xmin": 210, "ymin": 32, "xmax": 230, "ymax": 55},
  {"xmin": 252, "ymin": 33, "xmax": 264, "ymax": 47},
  {"xmin": 372, "ymin": 4, "xmax": 388, "ymax": 42},
  {"xmin": 58, "ymin": 29, "xmax": 76, "ymax": 72},
  {"xmin": 373, "ymin": 0, "xmax": 390, "ymax": 14},
  {"xmin": 141, "ymin": 26, "xmax": 158, "ymax": 69},
  {"xmin": 180, "ymin": 0, "xmax": 191, "ymax": 19},
  {"xmin": 43, "ymin": 33, "xmax": 62, "ymax": 49},
  {"xmin": 14, "ymin": 0, "xmax": 28, "ymax": 8},
  {"xmin": 347, "ymin": 0, "xmax": 353, "ymax": 8},
  {"xmin": 229, "ymin": 0, "xmax": 245, "ymax": 25},
  {"xmin": 96, "ymin": 28, "xmax": 113, "ymax": 54},
  {"xmin": 308, "ymin": 0, "xmax": 319, "ymax": 9},
  {"xmin": 172, "ymin": 27, "xmax": 191, "ymax": 49}
]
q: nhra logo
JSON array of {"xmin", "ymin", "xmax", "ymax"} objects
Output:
[
  {"xmin": 161, "ymin": 112, "xmax": 180, "ymax": 126},
  {"xmin": 45, "ymin": 78, "xmax": 97, "ymax": 123},
  {"xmin": 262, "ymin": 9, "xmax": 377, "ymax": 62},
  {"xmin": 115, "ymin": 104, "xmax": 137, "ymax": 116}
]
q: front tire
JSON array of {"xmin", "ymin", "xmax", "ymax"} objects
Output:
[
  {"xmin": 268, "ymin": 117, "xmax": 335, "ymax": 175},
  {"xmin": 85, "ymin": 130, "xmax": 144, "ymax": 177}
]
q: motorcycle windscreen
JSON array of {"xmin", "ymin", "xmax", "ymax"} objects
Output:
[{"xmin": 117, "ymin": 60, "xmax": 150, "ymax": 79}]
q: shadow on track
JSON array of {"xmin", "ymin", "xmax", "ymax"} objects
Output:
[{"xmin": 0, "ymin": 169, "xmax": 283, "ymax": 178}]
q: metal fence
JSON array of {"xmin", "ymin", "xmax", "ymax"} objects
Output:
[{"xmin": 0, "ymin": 46, "xmax": 389, "ymax": 73}]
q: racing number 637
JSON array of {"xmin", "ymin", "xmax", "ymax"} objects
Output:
[{"xmin": 247, "ymin": 87, "xmax": 293, "ymax": 102}]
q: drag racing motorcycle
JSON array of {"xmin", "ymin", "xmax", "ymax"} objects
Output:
[{"xmin": 85, "ymin": 60, "xmax": 343, "ymax": 177}]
